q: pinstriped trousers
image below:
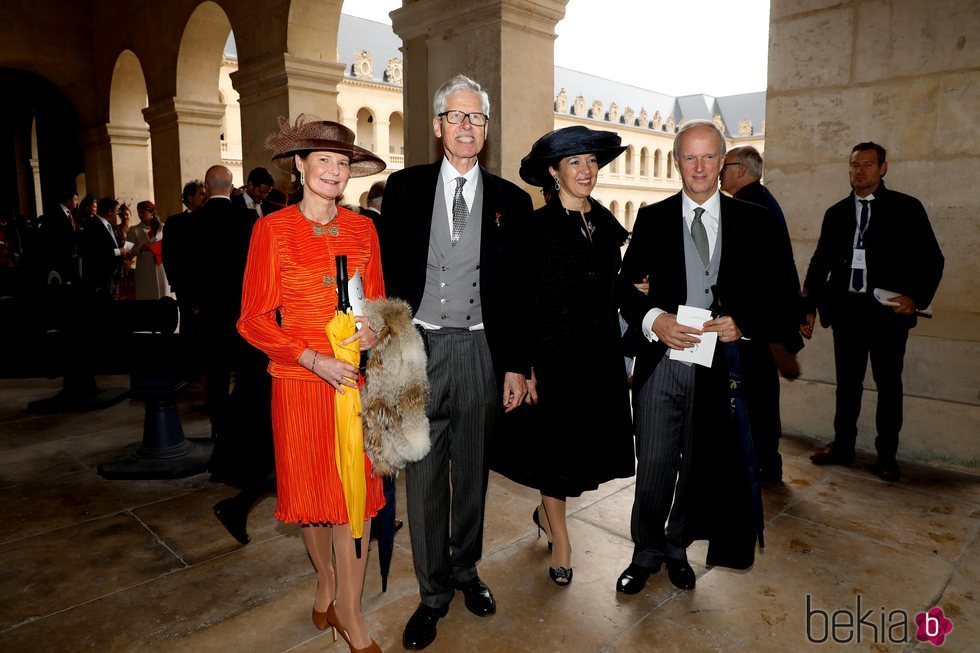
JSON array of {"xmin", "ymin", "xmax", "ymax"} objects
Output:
[
  {"xmin": 630, "ymin": 356, "xmax": 696, "ymax": 568},
  {"xmin": 405, "ymin": 327, "xmax": 497, "ymax": 609}
]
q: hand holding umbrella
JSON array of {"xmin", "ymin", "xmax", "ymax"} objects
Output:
[{"xmin": 325, "ymin": 255, "xmax": 368, "ymax": 558}]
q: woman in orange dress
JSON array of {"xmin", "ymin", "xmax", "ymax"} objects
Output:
[{"xmin": 238, "ymin": 116, "xmax": 386, "ymax": 653}]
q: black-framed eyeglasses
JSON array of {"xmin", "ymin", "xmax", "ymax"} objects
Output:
[
  {"xmin": 722, "ymin": 162, "xmax": 742, "ymax": 170},
  {"xmin": 438, "ymin": 110, "xmax": 488, "ymax": 126}
]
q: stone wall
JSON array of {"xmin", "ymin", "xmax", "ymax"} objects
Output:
[{"xmin": 766, "ymin": 0, "xmax": 980, "ymax": 470}]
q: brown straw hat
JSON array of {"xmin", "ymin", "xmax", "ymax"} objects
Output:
[{"xmin": 265, "ymin": 114, "xmax": 386, "ymax": 178}]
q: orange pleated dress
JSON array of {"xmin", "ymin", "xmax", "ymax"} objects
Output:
[{"xmin": 237, "ymin": 204, "xmax": 385, "ymax": 524}]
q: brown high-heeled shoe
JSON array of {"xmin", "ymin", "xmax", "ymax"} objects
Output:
[
  {"xmin": 326, "ymin": 603, "xmax": 382, "ymax": 652},
  {"xmin": 312, "ymin": 606, "xmax": 330, "ymax": 632}
]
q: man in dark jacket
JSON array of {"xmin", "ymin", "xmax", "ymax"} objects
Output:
[
  {"xmin": 617, "ymin": 121, "xmax": 789, "ymax": 596},
  {"xmin": 802, "ymin": 142, "xmax": 944, "ymax": 481},
  {"xmin": 380, "ymin": 75, "xmax": 532, "ymax": 651},
  {"xmin": 186, "ymin": 165, "xmax": 273, "ymax": 544},
  {"xmin": 721, "ymin": 145, "xmax": 804, "ymax": 483}
]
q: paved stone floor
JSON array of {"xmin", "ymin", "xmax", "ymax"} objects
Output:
[{"xmin": 1, "ymin": 376, "xmax": 978, "ymax": 652}]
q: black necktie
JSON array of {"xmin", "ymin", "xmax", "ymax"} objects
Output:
[{"xmin": 851, "ymin": 199, "xmax": 870, "ymax": 292}]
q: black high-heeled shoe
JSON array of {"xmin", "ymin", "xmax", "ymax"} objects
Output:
[
  {"xmin": 532, "ymin": 507, "xmax": 553, "ymax": 552},
  {"xmin": 549, "ymin": 566, "xmax": 573, "ymax": 587}
]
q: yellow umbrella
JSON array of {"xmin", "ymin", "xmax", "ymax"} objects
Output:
[{"xmin": 325, "ymin": 257, "xmax": 367, "ymax": 558}]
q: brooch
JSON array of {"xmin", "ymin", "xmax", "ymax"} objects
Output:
[
  {"xmin": 495, "ymin": 211, "xmax": 503, "ymax": 227},
  {"xmin": 313, "ymin": 223, "xmax": 339, "ymax": 237},
  {"xmin": 322, "ymin": 275, "xmax": 335, "ymax": 287}
]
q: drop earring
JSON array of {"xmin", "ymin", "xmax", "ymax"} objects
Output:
[
  {"xmin": 299, "ymin": 169, "xmax": 305, "ymax": 186},
  {"xmin": 554, "ymin": 177, "xmax": 560, "ymax": 192}
]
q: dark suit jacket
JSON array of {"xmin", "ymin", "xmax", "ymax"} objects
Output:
[
  {"xmin": 619, "ymin": 191, "xmax": 781, "ymax": 391},
  {"xmin": 379, "ymin": 160, "xmax": 534, "ymax": 377},
  {"xmin": 619, "ymin": 191, "xmax": 781, "ymax": 570},
  {"xmin": 733, "ymin": 180, "xmax": 804, "ymax": 353},
  {"xmin": 79, "ymin": 217, "xmax": 120, "ymax": 299},
  {"xmin": 186, "ymin": 198, "xmax": 258, "ymax": 340},
  {"xmin": 802, "ymin": 181, "xmax": 944, "ymax": 329},
  {"xmin": 38, "ymin": 206, "xmax": 78, "ymax": 283},
  {"xmin": 162, "ymin": 210, "xmax": 194, "ymax": 297}
]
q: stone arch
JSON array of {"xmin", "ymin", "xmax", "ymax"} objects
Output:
[
  {"xmin": 608, "ymin": 200, "xmax": 619, "ymax": 220},
  {"xmin": 285, "ymin": 0, "xmax": 343, "ymax": 63},
  {"xmin": 176, "ymin": 3, "xmax": 233, "ymax": 102},
  {"xmin": 356, "ymin": 107, "xmax": 375, "ymax": 152},
  {"xmin": 0, "ymin": 69, "xmax": 83, "ymax": 218},
  {"xmin": 625, "ymin": 145, "xmax": 634, "ymax": 176},
  {"xmin": 666, "ymin": 152, "xmax": 673, "ymax": 179},
  {"xmin": 389, "ymin": 111, "xmax": 404, "ymax": 159},
  {"xmin": 141, "ymin": 1, "xmax": 231, "ymax": 215},
  {"xmin": 609, "ymin": 156, "xmax": 618, "ymax": 174},
  {"xmin": 108, "ymin": 49, "xmax": 152, "ymax": 205},
  {"xmin": 625, "ymin": 201, "xmax": 635, "ymax": 229},
  {"xmin": 654, "ymin": 149, "xmax": 662, "ymax": 177},
  {"xmin": 640, "ymin": 147, "xmax": 649, "ymax": 176}
]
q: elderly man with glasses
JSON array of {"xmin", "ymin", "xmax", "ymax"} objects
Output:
[{"xmin": 379, "ymin": 74, "xmax": 533, "ymax": 650}]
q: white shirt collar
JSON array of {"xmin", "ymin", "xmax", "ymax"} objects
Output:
[
  {"xmin": 440, "ymin": 158, "xmax": 480, "ymax": 188},
  {"xmin": 681, "ymin": 189, "xmax": 721, "ymax": 224}
]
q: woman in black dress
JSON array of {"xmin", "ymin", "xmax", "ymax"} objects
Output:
[{"xmin": 493, "ymin": 126, "xmax": 635, "ymax": 586}]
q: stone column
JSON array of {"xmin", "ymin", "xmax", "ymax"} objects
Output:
[
  {"xmin": 231, "ymin": 53, "xmax": 346, "ymax": 187},
  {"xmin": 143, "ymin": 98, "xmax": 224, "ymax": 217},
  {"xmin": 78, "ymin": 126, "xmax": 117, "ymax": 199},
  {"xmin": 105, "ymin": 124, "xmax": 152, "ymax": 204},
  {"xmin": 391, "ymin": 0, "xmax": 568, "ymax": 188},
  {"xmin": 767, "ymin": 0, "xmax": 980, "ymax": 469}
]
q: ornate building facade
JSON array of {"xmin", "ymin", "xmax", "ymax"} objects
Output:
[{"xmin": 220, "ymin": 14, "xmax": 766, "ymax": 225}]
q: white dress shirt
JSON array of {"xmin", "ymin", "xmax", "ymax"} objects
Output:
[
  {"xmin": 641, "ymin": 190, "xmax": 722, "ymax": 342},
  {"xmin": 439, "ymin": 157, "xmax": 480, "ymax": 237},
  {"xmin": 243, "ymin": 190, "xmax": 263, "ymax": 217},
  {"xmin": 851, "ymin": 191, "xmax": 875, "ymax": 293}
]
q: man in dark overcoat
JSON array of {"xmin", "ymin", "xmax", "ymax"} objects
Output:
[{"xmin": 617, "ymin": 120, "xmax": 789, "ymax": 594}]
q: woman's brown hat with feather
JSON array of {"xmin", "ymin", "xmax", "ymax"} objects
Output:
[{"xmin": 265, "ymin": 114, "xmax": 386, "ymax": 178}]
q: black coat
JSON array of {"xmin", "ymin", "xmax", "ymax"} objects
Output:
[
  {"xmin": 733, "ymin": 180, "xmax": 804, "ymax": 352},
  {"xmin": 379, "ymin": 161, "xmax": 534, "ymax": 379},
  {"xmin": 79, "ymin": 217, "xmax": 120, "ymax": 299},
  {"xmin": 492, "ymin": 198, "xmax": 634, "ymax": 496},
  {"xmin": 802, "ymin": 181, "xmax": 944, "ymax": 329},
  {"xmin": 162, "ymin": 210, "xmax": 194, "ymax": 297},
  {"xmin": 187, "ymin": 198, "xmax": 258, "ymax": 340},
  {"xmin": 618, "ymin": 191, "xmax": 785, "ymax": 570}
]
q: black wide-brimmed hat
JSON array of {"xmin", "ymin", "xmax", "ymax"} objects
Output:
[
  {"xmin": 266, "ymin": 114, "xmax": 386, "ymax": 178},
  {"xmin": 519, "ymin": 126, "xmax": 626, "ymax": 187}
]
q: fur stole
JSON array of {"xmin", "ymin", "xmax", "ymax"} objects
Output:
[{"xmin": 361, "ymin": 298, "xmax": 430, "ymax": 477}]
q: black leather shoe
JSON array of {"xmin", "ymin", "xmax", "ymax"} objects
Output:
[
  {"xmin": 452, "ymin": 577, "xmax": 496, "ymax": 616},
  {"xmin": 872, "ymin": 460, "xmax": 901, "ymax": 482},
  {"xmin": 403, "ymin": 603, "xmax": 448, "ymax": 650},
  {"xmin": 666, "ymin": 559, "xmax": 696, "ymax": 590},
  {"xmin": 213, "ymin": 498, "xmax": 250, "ymax": 545},
  {"xmin": 810, "ymin": 443, "xmax": 855, "ymax": 467},
  {"xmin": 616, "ymin": 562, "xmax": 659, "ymax": 595}
]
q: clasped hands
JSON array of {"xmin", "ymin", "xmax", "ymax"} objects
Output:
[
  {"xmin": 305, "ymin": 315, "xmax": 380, "ymax": 393},
  {"xmin": 652, "ymin": 313, "xmax": 742, "ymax": 350}
]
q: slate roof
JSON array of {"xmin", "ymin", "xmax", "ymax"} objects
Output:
[{"xmin": 224, "ymin": 14, "xmax": 766, "ymax": 136}]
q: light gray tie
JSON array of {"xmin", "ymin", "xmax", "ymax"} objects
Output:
[
  {"xmin": 691, "ymin": 207, "xmax": 709, "ymax": 268},
  {"xmin": 451, "ymin": 177, "xmax": 469, "ymax": 245}
]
